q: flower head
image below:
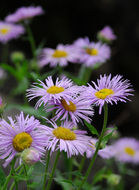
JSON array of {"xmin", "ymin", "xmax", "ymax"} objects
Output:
[
  {"xmin": 5, "ymin": 6, "xmax": 44, "ymax": 23},
  {"xmin": 0, "ymin": 22, "xmax": 24, "ymax": 43},
  {"xmin": 26, "ymin": 76, "xmax": 77, "ymax": 108},
  {"xmin": 46, "ymin": 95, "xmax": 94, "ymax": 125},
  {"xmin": 112, "ymin": 138, "xmax": 139, "ymax": 163},
  {"xmin": 73, "ymin": 37, "xmax": 111, "ymax": 67},
  {"xmin": 84, "ymin": 74, "xmax": 133, "ymax": 114},
  {"xmin": 97, "ymin": 26, "xmax": 116, "ymax": 42},
  {"xmin": 0, "ymin": 112, "xmax": 47, "ymax": 167},
  {"xmin": 43, "ymin": 120, "xmax": 92, "ymax": 157},
  {"xmin": 38, "ymin": 44, "xmax": 79, "ymax": 68}
]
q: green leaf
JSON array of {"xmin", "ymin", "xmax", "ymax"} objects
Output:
[
  {"xmin": 12, "ymin": 174, "xmax": 28, "ymax": 181},
  {"xmin": 29, "ymin": 72, "xmax": 41, "ymax": 81},
  {"xmin": 101, "ymin": 127, "xmax": 117, "ymax": 146},
  {"xmin": 5, "ymin": 104, "xmax": 50, "ymax": 119},
  {"xmin": 12, "ymin": 77, "xmax": 29, "ymax": 95},
  {"xmin": 28, "ymin": 182, "xmax": 40, "ymax": 188},
  {"xmin": 0, "ymin": 63, "xmax": 19, "ymax": 79},
  {"xmin": 84, "ymin": 121, "xmax": 99, "ymax": 137},
  {"xmin": 0, "ymin": 166, "xmax": 6, "ymax": 186},
  {"xmin": 55, "ymin": 170, "xmax": 73, "ymax": 190},
  {"xmin": 92, "ymin": 167, "xmax": 107, "ymax": 185}
]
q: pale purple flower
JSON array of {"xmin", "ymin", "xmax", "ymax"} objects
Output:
[
  {"xmin": 98, "ymin": 26, "xmax": 116, "ymax": 41},
  {"xmin": 26, "ymin": 76, "xmax": 77, "ymax": 108},
  {"xmin": 86, "ymin": 138, "xmax": 114, "ymax": 159},
  {"xmin": 38, "ymin": 44, "xmax": 79, "ymax": 68},
  {"xmin": 73, "ymin": 37, "xmax": 111, "ymax": 67},
  {"xmin": 84, "ymin": 74, "xmax": 133, "ymax": 114},
  {"xmin": 112, "ymin": 138, "xmax": 139, "ymax": 164},
  {"xmin": 46, "ymin": 96, "xmax": 94, "ymax": 125},
  {"xmin": 43, "ymin": 119, "xmax": 92, "ymax": 157},
  {"xmin": 0, "ymin": 112, "xmax": 47, "ymax": 167},
  {"xmin": 5, "ymin": 6, "xmax": 44, "ymax": 23},
  {"xmin": 0, "ymin": 22, "xmax": 24, "ymax": 43}
]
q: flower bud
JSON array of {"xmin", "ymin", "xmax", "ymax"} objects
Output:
[
  {"xmin": 97, "ymin": 26, "xmax": 116, "ymax": 44},
  {"xmin": 21, "ymin": 148, "xmax": 40, "ymax": 165},
  {"xmin": 11, "ymin": 51, "xmax": 25, "ymax": 63},
  {"xmin": 107, "ymin": 174, "xmax": 121, "ymax": 186}
]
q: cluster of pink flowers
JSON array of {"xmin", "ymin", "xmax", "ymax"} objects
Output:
[
  {"xmin": 0, "ymin": 73, "xmax": 138, "ymax": 167},
  {"xmin": 39, "ymin": 37, "xmax": 111, "ymax": 68}
]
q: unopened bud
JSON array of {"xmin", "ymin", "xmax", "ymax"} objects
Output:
[
  {"xmin": 107, "ymin": 174, "xmax": 121, "ymax": 186},
  {"xmin": 21, "ymin": 148, "xmax": 40, "ymax": 165},
  {"xmin": 11, "ymin": 51, "xmax": 25, "ymax": 63}
]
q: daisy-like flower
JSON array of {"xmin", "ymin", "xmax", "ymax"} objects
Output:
[
  {"xmin": 86, "ymin": 138, "xmax": 114, "ymax": 159},
  {"xmin": 26, "ymin": 76, "xmax": 77, "ymax": 108},
  {"xmin": 38, "ymin": 44, "xmax": 79, "ymax": 68},
  {"xmin": 84, "ymin": 74, "xmax": 133, "ymax": 114},
  {"xmin": 97, "ymin": 26, "xmax": 116, "ymax": 42},
  {"xmin": 46, "ymin": 96, "xmax": 94, "ymax": 125},
  {"xmin": 0, "ymin": 22, "xmax": 24, "ymax": 43},
  {"xmin": 0, "ymin": 112, "xmax": 47, "ymax": 167},
  {"xmin": 112, "ymin": 138, "xmax": 139, "ymax": 164},
  {"xmin": 43, "ymin": 120, "xmax": 92, "ymax": 157},
  {"xmin": 73, "ymin": 37, "xmax": 111, "ymax": 67},
  {"xmin": 5, "ymin": 6, "xmax": 44, "ymax": 23}
]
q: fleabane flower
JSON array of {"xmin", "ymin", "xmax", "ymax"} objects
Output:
[
  {"xmin": 0, "ymin": 22, "xmax": 24, "ymax": 43},
  {"xmin": 5, "ymin": 6, "xmax": 44, "ymax": 23},
  {"xmin": 46, "ymin": 95, "xmax": 94, "ymax": 125},
  {"xmin": 26, "ymin": 76, "xmax": 77, "ymax": 108},
  {"xmin": 86, "ymin": 138, "xmax": 114, "ymax": 159},
  {"xmin": 38, "ymin": 44, "xmax": 79, "ymax": 68},
  {"xmin": 43, "ymin": 120, "xmax": 92, "ymax": 157},
  {"xmin": 0, "ymin": 112, "xmax": 47, "ymax": 167},
  {"xmin": 73, "ymin": 37, "xmax": 111, "ymax": 67},
  {"xmin": 112, "ymin": 138, "xmax": 139, "ymax": 164},
  {"xmin": 97, "ymin": 26, "xmax": 117, "ymax": 43},
  {"xmin": 84, "ymin": 74, "xmax": 133, "ymax": 114}
]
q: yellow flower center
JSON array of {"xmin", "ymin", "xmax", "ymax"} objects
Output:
[
  {"xmin": 13, "ymin": 132, "xmax": 33, "ymax": 152},
  {"xmin": 86, "ymin": 48, "xmax": 98, "ymax": 56},
  {"xmin": 124, "ymin": 147, "xmax": 135, "ymax": 156},
  {"xmin": 95, "ymin": 88, "xmax": 114, "ymax": 99},
  {"xmin": 0, "ymin": 28, "xmax": 10, "ymax": 35},
  {"xmin": 47, "ymin": 86, "xmax": 64, "ymax": 94},
  {"xmin": 53, "ymin": 127, "xmax": 76, "ymax": 140},
  {"xmin": 52, "ymin": 50, "xmax": 68, "ymax": 58},
  {"xmin": 61, "ymin": 99, "xmax": 76, "ymax": 112}
]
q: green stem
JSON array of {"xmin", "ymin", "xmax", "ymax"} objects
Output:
[
  {"xmin": 42, "ymin": 150, "xmax": 50, "ymax": 190},
  {"xmin": 79, "ymin": 156, "xmax": 86, "ymax": 173},
  {"xmin": 77, "ymin": 104, "xmax": 108, "ymax": 190},
  {"xmin": 78, "ymin": 66, "xmax": 93, "ymax": 84},
  {"xmin": 23, "ymin": 164, "xmax": 30, "ymax": 190},
  {"xmin": 26, "ymin": 24, "xmax": 36, "ymax": 58},
  {"xmin": 68, "ymin": 157, "xmax": 73, "ymax": 180},
  {"xmin": 9, "ymin": 167, "xmax": 24, "ymax": 190},
  {"xmin": 46, "ymin": 151, "xmax": 60, "ymax": 190},
  {"xmin": 2, "ymin": 158, "xmax": 16, "ymax": 190}
]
